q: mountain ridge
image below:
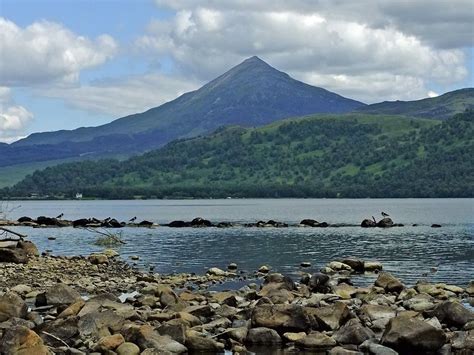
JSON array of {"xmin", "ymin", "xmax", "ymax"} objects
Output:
[{"xmin": 13, "ymin": 56, "xmax": 365, "ymax": 147}]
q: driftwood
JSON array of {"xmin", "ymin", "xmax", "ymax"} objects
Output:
[
  {"xmin": 81, "ymin": 227, "xmax": 127, "ymax": 245},
  {"xmin": 0, "ymin": 227, "xmax": 27, "ymax": 240}
]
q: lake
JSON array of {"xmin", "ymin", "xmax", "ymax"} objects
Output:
[{"xmin": 3, "ymin": 198, "xmax": 473, "ymax": 286}]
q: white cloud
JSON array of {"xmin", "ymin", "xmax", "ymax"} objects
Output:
[
  {"xmin": 142, "ymin": 0, "xmax": 471, "ymax": 102},
  {"xmin": 0, "ymin": 17, "xmax": 118, "ymax": 86},
  {"xmin": 39, "ymin": 73, "xmax": 201, "ymax": 117},
  {"xmin": 0, "ymin": 87, "xmax": 33, "ymax": 143}
]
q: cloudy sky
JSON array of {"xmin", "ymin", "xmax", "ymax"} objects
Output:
[{"xmin": 0, "ymin": 0, "xmax": 473, "ymax": 143}]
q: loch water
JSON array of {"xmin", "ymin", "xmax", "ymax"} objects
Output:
[{"xmin": 5, "ymin": 198, "xmax": 474, "ymax": 286}]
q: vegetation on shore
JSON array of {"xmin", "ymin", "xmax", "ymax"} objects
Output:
[{"xmin": 2, "ymin": 111, "xmax": 473, "ymax": 199}]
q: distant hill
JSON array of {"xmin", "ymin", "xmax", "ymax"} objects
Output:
[
  {"xmin": 4, "ymin": 110, "xmax": 472, "ymax": 199},
  {"xmin": 355, "ymin": 88, "xmax": 474, "ymax": 120}
]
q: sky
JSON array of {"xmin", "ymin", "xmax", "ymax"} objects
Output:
[{"xmin": 0, "ymin": 0, "xmax": 473, "ymax": 143}]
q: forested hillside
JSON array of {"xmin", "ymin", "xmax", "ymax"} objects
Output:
[{"xmin": 3, "ymin": 111, "xmax": 473, "ymax": 199}]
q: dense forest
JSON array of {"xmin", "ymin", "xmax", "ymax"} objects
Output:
[{"xmin": 2, "ymin": 111, "xmax": 473, "ymax": 199}]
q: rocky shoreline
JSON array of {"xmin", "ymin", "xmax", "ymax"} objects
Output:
[
  {"xmin": 0, "ymin": 245, "xmax": 473, "ymax": 354},
  {"xmin": 1, "ymin": 215, "xmax": 441, "ymax": 229}
]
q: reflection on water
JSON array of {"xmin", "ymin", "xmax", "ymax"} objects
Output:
[{"xmin": 5, "ymin": 198, "xmax": 474, "ymax": 286}]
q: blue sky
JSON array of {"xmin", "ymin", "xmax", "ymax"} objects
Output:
[{"xmin": 0, "ymin": 0, "xmax": 473, "ymax": 142}]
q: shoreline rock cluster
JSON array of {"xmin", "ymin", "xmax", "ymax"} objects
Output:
[
  {"xmin": 0, "ymin": 249, "xmax": 473, "ymax": 354},
  {"xmin": 1, "ymin": 216, "xmax": 442, "ymax": 229}
]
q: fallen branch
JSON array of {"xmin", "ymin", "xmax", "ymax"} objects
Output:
[{"xmin": 0, "ymin": 227, "xmax": 27, "ymax": 240}]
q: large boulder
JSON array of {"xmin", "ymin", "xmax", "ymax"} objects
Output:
[
  {"xmin": 429, "ymin": 301, "xmax": 474, "ymax": 328},
  {"xmin": 306, "ymin": 302, "xmax": 351, "ymax": 330},
  {"xmin": 0, "ymin": 247, "xmax": 28, "ymax": 263},
  {"xmin": 17, "ymin": 241, "xmax": 39, "ymax": 256},
  {"xmin": 0, "ymin": 291, "xmax": 28, "ymax": 321},
  {"xmin": 251, "ymin": 304, "xmax": 311, "ymax": 332},
  {"xmin": 377, "ymin": 218, "xmax": 394, "ymax": 228},
  {"xmin": 37, "ymin": 317, "xmax": 79, "ymax": 347},
  {"xmin": 246, "ymin": 327, "xmax": 281, "ymax": 344},
  {"xmin": 0, "ymin": 326, "xmax": 51, "ymax": 355},
  {"xmin": 185, "ymin": 331, "xmax": 224, "ymax": 351},
  {"xmin": 190, "ymin": 217, "xmax": 212, "ymax": 227},
  {"xmin": 124, "ymin": 325, "xmax": 187, "ymax": 353},
  {"xmin": 333, "ymin": 318, "xmax": 375, "ymax": 345},
  {"xmin": 308, "ymin": 273, "xmax": 330, "ymax": 293},
  {"xmin": 375, "ymin": 272, "xmax": 404, "ymax": 293},
  {"xmin": 35, "ymin": 283, "xmax": 82, "ymax": 307},
  {"xmin": 295, "ymin": 332, "xmax": 336, "ymax": 349},
  {"xmin": 361, "ymin": 219, "xmax": 376, "ymax": 227},
  {"xmin": 381, "ymin": 316, "xmax": 446, "ymax": 352}
]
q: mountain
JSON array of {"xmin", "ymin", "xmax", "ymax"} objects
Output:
[
  {"xmin": 4, "ymin": 110, "xmax": 472, "ymax": 199},
  {"xmin": 13, "ymin": 56, "xmax": 365, "ymax": 148},
  {"xmin": 355, "ymin": 88, "xmax": 474, "ymax": 119}
]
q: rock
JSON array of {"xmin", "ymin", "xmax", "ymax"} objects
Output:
[
  {"xmin": 157, "ymin": 320, "xmax": 186, "ymax": 344},
  {"xmin": 228, "ymin": 327, "xmax": 248, "ymax": 343},
  {"xmin": 364, "ymin": 261, "xmax": 383, "ymax": 272},
  {"xmin": 377, "ymin": 218, "xmax": 394, "ymax": 228},
  {"xmin": 360, "ymin": 340, "xmax": 398, "ymax": 355},
  {"xmin": 103, "ymin": 249, "xmax": 119, "ymax": 258},
  {"xmin": 300, "ymin": 261, "xmax": 311, "ymax": 267},
  {"xmin": 10, "ymin": 284, "xmax": 32, "ymax": 295},
  {"xmin": 138, "ymin": 220, "xmax": 154, "ymax": 227},
  {"xmin": 333, "ymin": 283, "xmax": 357, "ymax": 299},
  {"xmin": 190, "ymin": 217, "xmax": 212, "ymax": 227},
  {"xmin": 381, "ymin": 316, "xmax": 446, "ymax": 352},
  {"xmin": 17, "ymin": 241, "xmax": 40, "ymax": 256},
  {"xmin": 17, "ymin": 216, "xmax": 33, "ymax": 223},
  {"xmin": 308, "ymin": 273, "xmax": 330, "ymax": 292},
  {"xmin": 246, "ymin": 327, "xmax": 282, "ymax": 344},
  {"xmin": 116, "ymin": 342, "xmax": 141, "ymax": 355},
  {"xmin": 431, "ymin": 224, "xmax": 442, "ymax": 228},
  {"xmin": 124, "ymin": 325, "xmax": 187, "ymax": 353},
  {"xmin": 168, "ymin": 220, "xmax": 188, "ymax": 228},
  {"xmin": 295, "ymin": 331, "xmax": 336, "ymax": 349},
  {"xmin": 258, "ymin": 265, "xmax": 270, "ymax": 273},
  {"xmin": 375, "ymin": 272, "xmax": 404, "ymax": 293},
  {"xmin": 430, "ymin": 300, "xmax": 474, "ymax": 328},
  {"xmin": 329, "ymin": 346, "xmax": 364, "ymax": 355},
  {"xmin": 300, "ymin": 219, "xmax": 319, "ymax": 226},
  {"xmin": 35, "ymin": 283, "xmax": 82, "ymax": 307},
  {"xmin": 93, "ymin": 334, "xmax": 125, "ymax": 352},
  {"xmin": 466, "ymin": 281, "xmax": 474, "ymax": 296},
  {"xmin": 361, "ymin": 219, "xmax": 377, "ymax": 227},
  {"xmin": 185, "ymin": 331, "xmax": 224, "ymax": 351},
  {"xmin": 37, "ymin": 316, "xmax": 79, "ymax": 347},
  {"xmin": 252, "ymin": 304, "xmax": 311, "ymax": 332},
  {"xmin": 0, "ymin": 291, "xmax": 28, "ymax": 321},
  {"xmin": 227, "ymin": 263, "xmax": 238, "ymax": 270},
  {"xmin": 0, "ymin": 247, "xmax": 28, "ymax": 263},
  {"xmin": 333, "ymin": 318, "xmax": 375, "ymax": 345},
  {"xmin": 360, "ymin": 304, "xmax": 396, "ymax": 322},
  {"xmin": 307, "ymin": 302, "xmax": 351, "ymax": 330},
  {"xmin": 328, "ymin": 261, "xmax": 352, "ymax": 271},
  {"xmin": 207, "ymin": 267, "xmax": 227, "ymax": 276},
  {"xmin": 0, "ymin": 326, "xmax": 51, "ymax": 355},
  {"xmin": 89, "ymin": 254, "xmax": 108, "ymax": 265},
  {"xmin": 263, "ymin": 273, "xmax": 296, "ymax": 290},
  {"xmin": 283, "ymin": 332, "xmax": 307, "ymax": 342},
  {"xmin": 341, "ymin": 258, "xmax": 365, "ymax": 272}
]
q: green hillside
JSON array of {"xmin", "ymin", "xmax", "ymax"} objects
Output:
[
  {"xmin": 3, "ymin": 111, "xmax": 473, "ymax": 199},
  {"xmin": 355, "ymin": 88, "xmax": 474, "ymax": 120}
]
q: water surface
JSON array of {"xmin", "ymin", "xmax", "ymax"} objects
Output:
[{"xmin": 4, "ymin": 198, "xmax": 473, "ymax": 286}]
